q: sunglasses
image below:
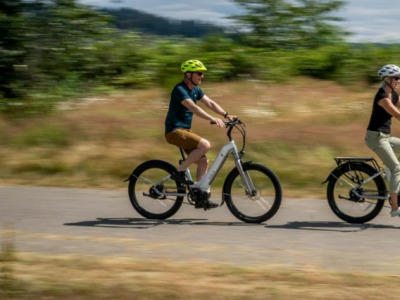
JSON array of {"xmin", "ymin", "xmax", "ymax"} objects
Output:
[
  {"xmin": 394, "ymin": 77, "xmax": 400, "ymax": 81},
  {"xmin": 194, "ymin": 72, "xmax": 204, "ymax": 76}
]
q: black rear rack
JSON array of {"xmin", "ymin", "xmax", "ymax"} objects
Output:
[{"xmin": 333, "ymin": 157, "xmax": 381, "ymax": 171}]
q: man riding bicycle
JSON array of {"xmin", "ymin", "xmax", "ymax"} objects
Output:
[{"xmin": 165, "ymin": 59, "xmax": 235, "ymax": 209}]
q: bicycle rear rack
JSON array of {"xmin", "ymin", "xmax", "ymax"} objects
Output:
[
  {"xmin": 333, "ymin": 157, "xmax": 381, "ymax": 171},
  {"xmin": 332, "ymin": 157, "xmax": 389, "ymax": 200}
]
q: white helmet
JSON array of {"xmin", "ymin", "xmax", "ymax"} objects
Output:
[{"xmin": 378, "ymin": 64, "xmax": 400, "ymax": 79}]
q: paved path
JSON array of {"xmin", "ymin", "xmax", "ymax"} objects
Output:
[{"xmin": 1, "ymin": 186, "xmax": 399, "ymax": 274}]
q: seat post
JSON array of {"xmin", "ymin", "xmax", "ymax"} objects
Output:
[{"xmin": 179, "ymin": 148, "xmax": 186, "ymax": 165}]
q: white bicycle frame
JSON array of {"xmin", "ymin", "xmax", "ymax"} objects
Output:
[{"xmin": 154, "ymin": 140, "xmax": 255, "ymax": 197}]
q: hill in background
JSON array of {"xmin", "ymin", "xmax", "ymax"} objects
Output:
[{"xmin": 100, "ymin": 8, "xmax": 225, "ymax": 37}]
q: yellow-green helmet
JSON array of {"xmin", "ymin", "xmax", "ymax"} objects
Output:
[{"xmin": 181, "ymin": 59, "xmax": 207, "ymax": 73}]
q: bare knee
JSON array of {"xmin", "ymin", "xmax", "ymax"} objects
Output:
[{"xmin": 198, "ymin": 139, "xmax": 211, "ymax": 153}]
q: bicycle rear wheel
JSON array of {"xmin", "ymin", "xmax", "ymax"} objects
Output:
[
  {"xmin": 128, "ymin": 160, "xmax": 184, "ymax": 219},
  {"xmin": 223, "ymin": 163, "xmax": 282, "ymax": 223},
  {"xmin": 326, "ymin": 163, "xmax": 386, "ymax": 223}
]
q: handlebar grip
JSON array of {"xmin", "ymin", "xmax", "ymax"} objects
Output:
[{"xmin": 210, "ymin": 118, "xmax": 241, "ymax": 126}]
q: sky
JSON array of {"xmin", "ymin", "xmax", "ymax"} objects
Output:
[{"xmin": 78, "ymin": 0, "xmax": 400, "ymax": 43}]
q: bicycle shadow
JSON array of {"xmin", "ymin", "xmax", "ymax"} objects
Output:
[
  {"xmin": 64, "ymin": 218, "xmax": 400, "ymax": 231},
  {"xmin": 265, "ymin": 221, "xmax": 400, "ymax": 232},
  {"xmin": 64, "ymin": 217, "xmax": 263, "ymax": 229}
]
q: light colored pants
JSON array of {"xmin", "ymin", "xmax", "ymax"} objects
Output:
[{"xmin": 365, "ymin": 130, "xmax": 400, "ymax": 193}]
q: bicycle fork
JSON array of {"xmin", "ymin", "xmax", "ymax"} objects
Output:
[{"xmin": 235, "ymin": 159, "xmax": 257, "ymax": 197}]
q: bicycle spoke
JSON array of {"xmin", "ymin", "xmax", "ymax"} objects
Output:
[
  {"xmin": 336, "ymin": 175, "xmax": 356, "ymax": 188},
  {"xmin": 138, "ymin": 175, "xmax": 156, "ymax": 185},
  {"xmin": 255, "ymin": 197, "xmax": 270, "ymax": 211},
  {"xmin": 260, "ymin": 196, "xmax": 272, "ymax": 208}
]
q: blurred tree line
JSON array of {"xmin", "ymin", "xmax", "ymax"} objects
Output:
[{"xmin": 0, "ymin": 0, "xmax": 399, "ymax": 116}]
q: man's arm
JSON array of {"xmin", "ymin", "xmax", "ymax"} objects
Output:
[
  {"xmin": 181, "ymin": 98, "xmax": 225, "ymax": 127},
  {"xmin": 199, "ymin": 95, "xmax": 236, "ymax": 121},
  {"xmin": 198, "ymin": 95, "xmax": 226, "ymax": 117}
]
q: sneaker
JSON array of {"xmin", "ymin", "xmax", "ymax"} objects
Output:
[
  {"xmin": 195, "ymin": 199, "xmax": 219, "ymax": 210},
  {"xmin": 204, "ymin": 200, "xmax": 219, "ymax": 210},
  {"xmin": 390, "ymin": 208, "xmax": 400, "ymax": 217},
  {"xmin": 170, "ymin": 170, "xmax": 194, "ymax": 185}
]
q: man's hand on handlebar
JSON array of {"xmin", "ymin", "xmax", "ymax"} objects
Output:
[
  {"xmin": 226, "ymin": 115, "xmax": 237, "ymax": 122},
  {"xmin": 211, "ymin": 116, "xmax": 240, "ymax": 127},
  {"xmin": 211, "ymin": 118, "xmax": 226, "ymax": 128}
]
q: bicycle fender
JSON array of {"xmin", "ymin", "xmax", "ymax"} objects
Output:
[
  {"xmin": 221, "ymin": 161, "xmax": 253, "ymax": 206},
  {"xmin": 322, "ymin": 169, "xmax": 339, "ymax": 184},
  {"xmin": 321, "ymin": 162, "xmax": 378, "ymax": 184},
  {"xmin": 123, "ymin": 159, "xmax": 175, "ymax": 182},
  {"xmin": 241, "ymin": 161, "xmax": 253, "ymax": 166}
]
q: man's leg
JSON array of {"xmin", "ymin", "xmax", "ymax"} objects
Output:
[
  {"xmin": 195, "ymin": 155, "xmax": 209, "ymax": 182},
  {"xmin": 165, "ymin": 130, "xmax": 210, "ymax": 184},
  {"xmin": 177, "ymin": 138, "xmax": 210, "ymax": 179},
  {"xmin": 169, "ymin": 135, "xmax": 217, "ymax": 209}
]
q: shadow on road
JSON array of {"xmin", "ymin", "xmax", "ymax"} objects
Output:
[
  {"xmin": 266, "ymin": 221, "xmax": 400, "ymax": 232},
  {"xmin": 65, "ymin": 219, "xmax": 400, "ymax": 231},
  {"xmin": 64, "ymin": 218, "xmax": 263, "ymax": 229}
]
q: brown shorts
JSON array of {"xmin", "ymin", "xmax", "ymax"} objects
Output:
[{"xmin": 165, "ymin": 129, "xmax": 202, "ymax": 154}]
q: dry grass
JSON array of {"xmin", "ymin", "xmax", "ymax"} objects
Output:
[
  {"xmin": 0, "ymin": 78, "xmax": 390, "ymax": 197},
  {"xmin": 2, "ymin": 251, "xmax": 400, "ymax": 300}
]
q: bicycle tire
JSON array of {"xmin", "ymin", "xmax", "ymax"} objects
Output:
[
  {"xmin": 326, "ymin": 163, "xmax": 386, "ymax": 223},
  {"xmin": 128, "ymin": 160, "xmax": 184, "ymax": 219},
  {"xmin": 223, "ymin": 163, "xmax": 282, "ymax": 223}
]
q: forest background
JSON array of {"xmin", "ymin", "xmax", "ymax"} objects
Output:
[{"xmin": 1, "ymin": 0, "xmax": 399, "ymax": 197}]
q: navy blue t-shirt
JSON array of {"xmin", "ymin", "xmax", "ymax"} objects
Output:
[
  {"xmin": 165, "ymin": 81, "xmax": 204, "ymax": 134},
  {"xmin": 367, "ymin": 88, "xmax": 399, "ymax": 134}
]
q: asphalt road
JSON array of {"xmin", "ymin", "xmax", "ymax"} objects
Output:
[{"xmin": 1, "ymin": 185, "xmax": 399, "ymax": 274}]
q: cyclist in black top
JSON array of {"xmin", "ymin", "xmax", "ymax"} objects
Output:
[{"xmin": 365, "ymin": 64, "xmax": 400, "ymax": 217}]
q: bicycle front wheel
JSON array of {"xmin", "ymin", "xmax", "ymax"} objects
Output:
[
  {"xmin": 327, "ymin": 163, "xmax": 386, "ymax": 223},
  {"xmin": 223, "ymin": 163, "xmax": 282, "ymax": 223},
  {"xmin": 128, "ymin": 160, "xmax": 184, "ymax": 219}
]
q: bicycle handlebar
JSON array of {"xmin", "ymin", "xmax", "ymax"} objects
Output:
[
  {"xmin": 210, "ymin": 118, "xmax": 246, "ymax": 156},
  {"xmin": 210, "ymin": 118, "xmax": 241, "ymax": 127}
]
